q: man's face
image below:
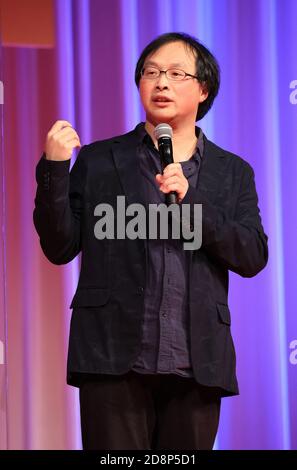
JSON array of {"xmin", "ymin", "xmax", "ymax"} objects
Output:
[{"xmin": 139, "ymin": 41, "xmax": 208, "ymax": 127}]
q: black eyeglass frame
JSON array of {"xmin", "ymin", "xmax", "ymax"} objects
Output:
[{"xmin": 141, "ymin": 66, "xmax": 199, "ymax": 81}]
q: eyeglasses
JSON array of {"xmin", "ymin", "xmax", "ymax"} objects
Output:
[{"xmin": 141, "ymin": 66, "xmax": 198, "ymax": 81}]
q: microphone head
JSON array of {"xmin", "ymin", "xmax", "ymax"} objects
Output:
[{"xmin": 154, "ymin": 123, "xmax": 173, "ymax": 140}]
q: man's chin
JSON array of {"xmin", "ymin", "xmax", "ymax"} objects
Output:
[{"xmin": 147, "ymin": 112, "xmax": 175, "ymax": 125}]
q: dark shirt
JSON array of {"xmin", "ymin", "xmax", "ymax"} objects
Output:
[{"xmin": 131, "ymin": 123, "xmax": 204, "ymax": 378}]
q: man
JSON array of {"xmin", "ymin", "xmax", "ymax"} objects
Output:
[{"xmin": 33, "ymin": 32, "xmax": 268, "ymax": 450}]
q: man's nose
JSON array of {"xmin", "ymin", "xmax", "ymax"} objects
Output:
[{"xmin": 155, "ymin": 72, "xmax": 169, "ymax": 89}]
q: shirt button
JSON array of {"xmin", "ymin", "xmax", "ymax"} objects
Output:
[{"xmin": 137, "ymin": 286, "xmax": 144, "ymax": 295}]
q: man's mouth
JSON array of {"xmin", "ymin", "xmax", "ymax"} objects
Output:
[{"xmin": 153, "ymin": 96, "xmax": 172, "ymax": 102}]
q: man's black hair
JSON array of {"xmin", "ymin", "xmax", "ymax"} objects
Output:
[{"xmin": 135, "ymin": 32, "xmax": 220, "ymax": 121}]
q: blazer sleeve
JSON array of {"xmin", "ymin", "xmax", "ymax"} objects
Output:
[
  {"xmin": 181, "ymin": 162, "xmax": 268, "ymax": 277},
  {"xmin": 33, "ymin": 147, "xmax": 86, "ymax": 265}
]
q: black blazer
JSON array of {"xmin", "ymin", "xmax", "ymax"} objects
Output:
[{"xmin": 33, "ymin": 125, "xmax": 268, "ymax": 396}]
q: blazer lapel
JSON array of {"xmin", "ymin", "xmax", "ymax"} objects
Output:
[
  {"xmin": 111, "ymin": 134, "xmax": 147, "ymax": 207},
  {"xmin": 198, "ymin": 136, "xmax": 228, "ymax": 204}
]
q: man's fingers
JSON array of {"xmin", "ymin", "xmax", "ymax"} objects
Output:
[
  {"xmin": 64, "ymin": 136, "xmax": 81, "ymax": 145},
  {"xmin": 162, "ymin": 175, "xmax": 179, "ymax": 186},
  {"xmin": 163, "ymin": 168, "xmax": 183, "ymax": 178},
  {"xmin": 64, "ymin": 138, "xmax": 81, "ymax": 149},
  {"xmin": 45, "ymin": 120, "xmax": 81, "ymax": 161},
  {"xmin": 156, "ymin": 167, "xmax": 188, "ymax": 199},
  {"xmin": 156, "ymin": 172, "xmax": 184, "ymax": 184},
  {"xmin": 51, "ymin": 126, "xmax": 76, "ymax": 140},
  {"xmin": 163, "ymin": 163, "xmax": 182, "ymax": 173},
  {"xmin": 48, "ymin": 120, "xmax": 73, "ymax": 138},
  {"xmin": 55, "ymin": 127, "xmax": 80, "ymax": 143},
  {"xmin": 49, "ymin": 128, "xmax": 81, "ymax": 150}
]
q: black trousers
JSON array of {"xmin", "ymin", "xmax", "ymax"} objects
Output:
[{"xmin": 79, "ymin": 370, "xmax": 221, "ymax": 450}]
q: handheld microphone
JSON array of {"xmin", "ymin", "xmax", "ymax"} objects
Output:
[{"xmin": 154, "ymin": 123, "xmax": 177, "ymax": 205}]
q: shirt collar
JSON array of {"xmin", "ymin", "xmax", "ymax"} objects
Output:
[{"xmin": 135, "ymin": 122, "xmax": 204, "ymax": 160}]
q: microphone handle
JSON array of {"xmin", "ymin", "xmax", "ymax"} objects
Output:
[
  {"xmin": 166, "ymin": 192, "xmax": 177, "ymax": 205},
  {"xmin": 158, "ymin": 138, "xmax": 177, "ymax": 204}
]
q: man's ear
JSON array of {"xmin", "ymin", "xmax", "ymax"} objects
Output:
[{"xmin": 199, "ymin": 83, "xmax": 209, "ymax": 103}]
